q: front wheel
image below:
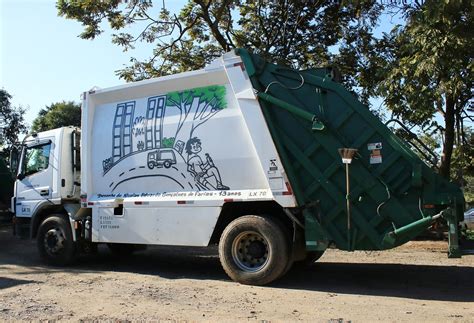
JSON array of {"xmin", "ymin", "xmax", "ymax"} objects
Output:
[
  {"xmin": 37, "ymin": 215, "xmax": 76, "ymax": 266},
  {"xmin": 219, "ymin": 215, "xmax": 289, "ymax": 285}
]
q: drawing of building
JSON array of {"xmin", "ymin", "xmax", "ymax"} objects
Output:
[
  {"xmin": 145, "ymin": 96, "xmax": 166, "ymax": 150},
  {"xmin": 112, "ymin": 101, "xmax": 135, "ymax": 163}
]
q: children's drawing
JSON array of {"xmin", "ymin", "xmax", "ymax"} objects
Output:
[
  {"xmin": 186, "ymin": 137, "xmax": 229, "ymax": 190},
  {"xmin": 101, "ymin": 85, "xmax": 229, "ymax": 192},
  {"xmin": 147, "ymin": 149, "xmax": 176, "ymax": 169}
]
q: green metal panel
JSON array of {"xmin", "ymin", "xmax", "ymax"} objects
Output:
[{"xmin": 236, "ymin": 49, "xmax": 464, "ymax": 252}]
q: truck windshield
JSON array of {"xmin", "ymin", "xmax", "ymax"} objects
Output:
[{"xmin": 24, "ymin": 143, "xmax": 51, "ymax": 176}]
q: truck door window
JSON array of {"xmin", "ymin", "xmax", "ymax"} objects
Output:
[{"xmin": 24, "ymin": 143, "xmax": 51, "ymax": 176}]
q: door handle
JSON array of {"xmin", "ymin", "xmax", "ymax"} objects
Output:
[{"xmin": 40, "ymin": 189, "xmax": 49, "ymax": 196}]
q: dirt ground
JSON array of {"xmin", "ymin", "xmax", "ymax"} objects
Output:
[{"xmin": 0, "ymin": 224, "xmax": 473, "ymax": 322}]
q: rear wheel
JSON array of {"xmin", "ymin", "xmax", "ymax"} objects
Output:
[
  {"xmin": 37, "ymin": 215, "xmax": 76, "ymax": 266},
  {"xmin": 163, "ymin": 160, "xmax": 171, "ymax": 168},
  {"xmin": 219, "ymin": 215, "xmax": 289, "ymax": 285}
]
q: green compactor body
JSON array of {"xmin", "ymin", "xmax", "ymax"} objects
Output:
[{"xmin": 236, "ymin": 49, "xmax": 464, "ymax": 257}]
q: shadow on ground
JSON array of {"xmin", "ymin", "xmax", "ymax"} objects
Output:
[
  {"xmin": 1, "ymin": 225, "xmax": 473, "ymax": 302},
  {"xmin": 276, "ymin": 262, "xmax": 474, "ymax": 302},
  {"xmin": 0, "ymin": 277, "xmax": 38, "ymax": 290}
]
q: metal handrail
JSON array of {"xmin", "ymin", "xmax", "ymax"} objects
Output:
[{"xmin": 385, "ymin": 119, "xmax": 439, "ymax": 169}]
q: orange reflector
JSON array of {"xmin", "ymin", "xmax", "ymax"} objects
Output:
[
  {"xmin": 87, "ymin": 202, "xmax": 94, "ymax": 206},
  {"xmin": 134, "ymin": 201, "xmax": 143, "ymax": 205},
  {"xmin": 283, "ymin": 182, "xmax": 293, "ymax": 195},
  {"xmin": 224, "ymin": 198, "xmax": 233, "ymax": 203},
  {"xmin": 424, "ymin": 204, "xmax": 435, "ymax": 209},
  {"xmin": 177, "ymin": 201, "xmax": 186, "ymax": 204},
  {"xmin": 234, "ymin": 62, "xmax": 245, "ymax": 70}
]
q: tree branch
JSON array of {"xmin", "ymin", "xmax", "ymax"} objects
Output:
[{"xmin": 194, "ymin": 0, "xmax": 232, "ymax": 50}]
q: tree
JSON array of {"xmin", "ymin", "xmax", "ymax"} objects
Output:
[
  {"xmin": 32, "ymin": 101, "xmax": 81, "ymax": 132},
  {"xmin": 56, "ymin": 0, "xmax": 473, "ymax": 182},
  {"xmin": 0, "ymin": 89, "xmax": 27, "ymax": 152},
  {"xmin": 56, "ymin": 0, "xmax": 382, "ymax": 91},
  {"xmin": 365, "ymin": 1, "xmax": 473, "ymax": 179},
  {"xmin": 451, "ymin": 128, "xmax": 474, "ymax": 203},
  {"xmin": 167, "ymin": 85, "xmax": 226, "ymax": 150}
]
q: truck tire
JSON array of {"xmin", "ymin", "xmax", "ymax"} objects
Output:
[
  {"xmin": 37, "ymin": 215, "xmax": 76, "ymax": 266},
  {"xmin": 219, "ymin": 215, "xmax": 289, "ymax": 285}
]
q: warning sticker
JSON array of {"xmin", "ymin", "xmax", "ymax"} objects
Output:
[
  {"xmin": 370, "ymin": 149, "xmax": 382, "ymax": 164},
  {"xmin": 368, "ymin": 142, "xmax": 382, "ymax": 150}
]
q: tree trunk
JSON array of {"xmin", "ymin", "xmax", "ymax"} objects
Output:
[
  {"xmin": 173, "ymin": 97, "xmax": 202, "ymax": 156},
  {"xmin": 195, "ymin": 0, "xmax": 232, "ymax": 51},
  {"xmin": 439, "ymin": 94, "xmax": 455, "ymax": 179}
]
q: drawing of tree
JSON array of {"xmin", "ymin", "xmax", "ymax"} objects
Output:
[{"xmin": 166, "ymin": 85, "xmax": 227, "ymax": 154}]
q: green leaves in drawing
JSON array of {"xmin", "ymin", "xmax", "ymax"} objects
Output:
[
  {"xmin": 162, "ymin": 137, "xmax": 175, "ymax": 148},
  {"xmin": 200, "ymin": 85, "xmax": 226, "ymax": 110},
  {"xmin": 165, "ymin": 85, "xmax": 227, "ymax": 149},
  {"xmin": 166, "ymin": 85, "xmax": 227, "ymax": 110}
]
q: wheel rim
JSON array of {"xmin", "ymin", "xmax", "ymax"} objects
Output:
[
  {"xmin": 43, "ymin": 228, "xmax": 65, "ymax": 255},
  {"xmin": 231, "ymin": 231, "xmax": 270, "ymax": 272}
]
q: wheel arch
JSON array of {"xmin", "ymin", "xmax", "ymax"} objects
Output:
[
  {"xmin": 209, "ymin": 201, "xmax": 294, "ymax": 245},
  {"xmin": 30, "ymin": 204, "xmax": 69, "ymax": 239}
]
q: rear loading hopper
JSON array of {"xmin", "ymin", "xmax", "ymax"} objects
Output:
[{"xmin": 236, "ymin": 49, "xmax": 464, "ymax": 257}]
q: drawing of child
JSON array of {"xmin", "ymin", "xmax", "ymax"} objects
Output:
[{"xmin": 185, "ymin": 137, "xmax": 229, "ymax": 190}]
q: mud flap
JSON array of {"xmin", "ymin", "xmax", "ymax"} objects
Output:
[
  {"xmin": 303, "ymin": 209, "xmax": 328, "ymax": 252},
  {"xmin": 443, "ymin": 207, "xmax": 461, "ymax": 258}
]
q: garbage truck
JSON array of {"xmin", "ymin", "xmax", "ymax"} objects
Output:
[{"xmin": 11, "ymin": 49, "xmax": 464, "ymax": 285}]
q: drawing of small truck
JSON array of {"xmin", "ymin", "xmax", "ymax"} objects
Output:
[{"xmin": 147, "ymin": 149, "xmax": 176, "ymax": 169}]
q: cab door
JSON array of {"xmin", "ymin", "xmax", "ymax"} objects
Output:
[{"xmin": 15, "ymin": 138, "xmax": 54, "ymax": 217}]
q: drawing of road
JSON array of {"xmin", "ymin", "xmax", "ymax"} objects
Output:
[
  {"xmin": 103, "ymin": 149, "xmax": 195, "ymax": 192},
  {"xmin": 101, "ymin": 85, "xmax": 229, "ymax": 193}
]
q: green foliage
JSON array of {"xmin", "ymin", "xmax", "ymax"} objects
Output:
[
  {"xmin": 451, "ymin": 129, "xmax": 474, "ymax": 203},
  {"xmin": 198, "ymin": 85, "xmax": 226, "ymax": 109},
  {"xmin": 0, "ymin": 89, "xmax": 27, "ymax": 151},
  {"xmin": 57, "ymin": 0, "xmax": 382, "ymax": 91},
  {"xmin": 162, "ymin": 137, "xmax": 175, "ymax": 148},
  {"xmin": 32, "ymin": 101, "xmax": 81, "ymax": 132},
  {"xmin": 166, "ymin": 85, "xmax": 227, "ymax": 109},
  {"xmin": 451, "ymin": 129, "xmax": 474, "ymax": 178},
  {"xmin": 463, "ymin": 176, "xmax": 474, "ymax": 205},
  {"xmin": 394, "ymin": 129, "xmax": 442, "ymax": 167},
  {"xmin": 56, "ymin": 0, "xmax": 473, "ymax": 182},
  {"xmin": 463, "ymin": 229, "xmax": 474, "ymax": 241},
  {"xmin": 362, "ymin": 0, "xmax": 473, "ymax": 178}
]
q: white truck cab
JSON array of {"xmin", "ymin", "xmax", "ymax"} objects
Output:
[{"xmin": 13, "ymin": 127, "xmax": 81, "ymax": 240}]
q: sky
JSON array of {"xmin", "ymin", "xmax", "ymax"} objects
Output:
[
  {"xmin": 1, "ymin": 0, "xmax": 398, "ymax": 128},
  {"xmin": 0, "ymin": 0, "xmax": 185, "ymax": 127}
]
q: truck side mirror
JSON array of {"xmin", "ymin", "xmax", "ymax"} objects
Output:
[{"xmin": 9, "ymin": 146, "xmax": 19, "ymax": 175}]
